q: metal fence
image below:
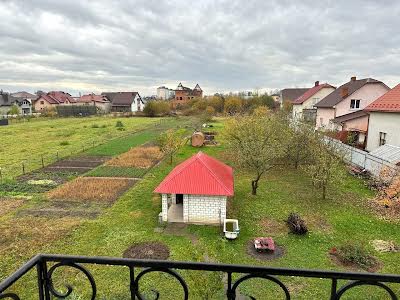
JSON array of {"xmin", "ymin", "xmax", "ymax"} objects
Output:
[
  {"xmin": 1, "ymin": 254, "xmax": 400, "ymax": 299},
  {"xmin": 325, "ymin": 137, "xmax": 399, "ymax": 180},
  {"xmin": 0, "ymin": 118, "xmax": 171, "ymax": 181}
]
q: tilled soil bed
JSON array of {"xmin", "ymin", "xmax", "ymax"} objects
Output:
[
  {"xmin": 123, "ymin": 242, "xmax": 170, "ymax": 260},
  {"xmin": 43, "ymin": 156, "xmax": 110, "ymax": 173}
]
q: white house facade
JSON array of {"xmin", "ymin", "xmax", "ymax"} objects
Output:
[{"xmin": 155, "ymin": 152, "xmax": 234, "ymax": 225}]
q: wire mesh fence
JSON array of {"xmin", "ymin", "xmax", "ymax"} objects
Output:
[{"xmin": 0, "ymin": 118, "xmax": 173, "ymax": 181}]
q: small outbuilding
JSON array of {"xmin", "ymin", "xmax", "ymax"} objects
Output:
[{"xmin": 154, "ymin": 152, "xmax": 234, "ymax": 224}]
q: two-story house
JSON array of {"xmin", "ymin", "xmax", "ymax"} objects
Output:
[
  {"xmin": 34, "ymin": 91, "xmax": 77, "ymax": 111},
  {"xmin": 172, "ymin": 83, "xmax": 202, "ymax": 109},
  {"xmin": 365, "ymin": 83, "xmax": 400, "ymax": 152},
  {"xmin": 315, "ymin": 77, "xmax": 389, "ymax": 131},
  {"xmin": 292, "ymin": 81, "xmax": 335, "ymax": 122},
  {"xmin": 102, "ymin": 92, "xmax": 144, "ymax": 112}
]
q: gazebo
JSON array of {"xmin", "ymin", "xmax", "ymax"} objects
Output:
[{"xmin": 154, "ymin": 152, "xmax": 234, "ymax": 224}]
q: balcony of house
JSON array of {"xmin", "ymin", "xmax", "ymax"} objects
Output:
[{"xmin": 1, "ymin": 254, "xmax": 400, "ymax": 299}]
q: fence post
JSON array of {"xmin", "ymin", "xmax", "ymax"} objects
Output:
[
  {"xmin": 22, "ymin": 162, "xmax": 25, "ymax": 175},
  {"xmin": 56, "ymin": 151, "xmax": 59, "ymax": 160},
  {"xmin": 41, "ymin": 155, "xmax": 45, "ymax": 168},
  {"xmin": 0, "ymin": 168, "xmax": 2, "ymax": 182}
]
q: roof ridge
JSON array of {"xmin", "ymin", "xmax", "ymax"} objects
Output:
[{"xmin": 197, "ymin": 152, "xmax": 232, "ymax": 195}]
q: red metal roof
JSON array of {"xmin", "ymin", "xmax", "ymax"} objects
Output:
[
  {"xmin": 154, "ymin": 152, "xmax": 234, "ymax": 196},
  {"xmin": 365, "ymin": 83, "xmax": 400, "ymax": 112},
  {"xmin": 292, "ymin": 83, "xmax": 335, "ymax": 105}
]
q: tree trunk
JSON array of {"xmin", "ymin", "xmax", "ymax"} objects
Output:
[
  {"xmin": 322, "ymin": 185, "xmax": 326, "ymax": 200},
  {"xmin": 251, "ymin": 179, "xmax": 258, "ymax": 195}
]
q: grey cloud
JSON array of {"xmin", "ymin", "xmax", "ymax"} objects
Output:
[{"xmin": 0, "ymin": 0, "xmax": 399, "ymax": 96}]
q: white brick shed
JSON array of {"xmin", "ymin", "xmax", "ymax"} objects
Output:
[{"xmin": 154, "ymin": 152, "xmax": 234, "ymax": 224}]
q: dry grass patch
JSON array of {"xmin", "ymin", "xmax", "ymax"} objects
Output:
[
  {"xmin": 0, "ymin": 216, "xmax": 81, "ymax": 256},
  {"xmin": 105, "ymin": 146, "xmax": 163, "ymax": 168},
  {"xmin": 47, "ymin": 177, "xmax": 135, "ymax": 203},
  {"xmin": 0, "ymin": 198, "xmax": 25, "ymax": 216},
  {"xmin": 258, "ymin": 218, "xmax": 287, "ymax": 235}
]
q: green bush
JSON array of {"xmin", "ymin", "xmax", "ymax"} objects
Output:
[
  {"xmin": 143, "ymin": 101, "xmax": 171, "ymax": 117},
  {"xmin": 334, "ymin": 242, "xmax": 377, "ymax": 270},
  {"xmin": 59, "ymin": 141, "xmax": 70, "ymax": 146},
  {"xmin": 115, "ymin": 121, "xmax": 124, "ymax": 128},
  {"xmin": 91, "ymin": 124, "xmax": 100, "ymax": 128}
]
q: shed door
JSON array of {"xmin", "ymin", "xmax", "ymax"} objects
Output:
[{"xmin": 176, "ymin": 194, "xmax": 183, "ymax": 204}]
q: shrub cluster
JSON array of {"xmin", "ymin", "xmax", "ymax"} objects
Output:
[{"xmin": 332, "ymin": 242, "xmax": 377, "ymax": 270}]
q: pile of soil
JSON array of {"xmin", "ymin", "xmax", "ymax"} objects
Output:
[
  {"xmin": 246, "ymin": 240, "xmax": 285, "ymax": 260},
  {"xmin": 123, "ymin": 242, "xmax": 170, "ymax": 260}
]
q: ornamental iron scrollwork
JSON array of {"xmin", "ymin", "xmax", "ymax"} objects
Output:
[
  {"xmin": 46, "ymin": 262, "xmax": 96, "ymax": 300},
  {"xmin": 132, "ymin": 267, "xmax": 189, "ymax": 300},
  {"xmin": 230, "ymin": 273, "xmax": 290, "ymax": 300},
  {"xmin": 334, "ymin": 280, "xmax": 397, "ymax": 300},
  {"xmin": 0, "ymin": 294, "xmax": 20, "ymax": 300}
]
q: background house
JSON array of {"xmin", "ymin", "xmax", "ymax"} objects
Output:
[
  {"xmin": 279, "ymin": 87, "xmax": 309, "ymax": 108},
  {"xmin": 78, "ymin": 94, "xmax": 111, "ymax": 113},
  {"xmin": 292, "ymin": 81, "xmax": 335, "ymax": 122},
  {"xmin": 172, "ymin": 83, "xmax": 203, "ymax": 109},
  {"xmin": 34, "ymin": 91, "xmax": 77, "ymax": 111},
  {"xmin": 0, "ymin": 91, "xmax": 17, "ymax": 115},
  {"xmin": 102, "ymin": 92, "xmax": 144, "ymax": 112},
  {"xmin": 314, "ymin": 77, "xmax": 389, "ymax": 133},
  {"xmin": 365, "ymin": 83, "xmax": 400, "ymax": 151},
  {"xmin": 157, "ymin": 86, "xmax": 175, "ymax": 100},
  {"xmin": 154, "ymin": 152, "xmax": 233, "ymax": 224}
]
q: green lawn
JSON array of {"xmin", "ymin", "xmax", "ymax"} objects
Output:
[
  {"xmin": 0, "ymin": 116, "xmax": 162, "ymax": 178},
  {"xmin": 1, "ymin": 118, "xmax": 400, "ymax": 299}
]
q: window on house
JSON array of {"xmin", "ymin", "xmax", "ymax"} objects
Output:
[
  {"xmin": 379, "ymin": 132, "xmax": 387, "ymax": 146},
  {"xmin": 350, "ymin": 99, "xmax": 361, "ymax": 109},
  {"xmin": 40, "ymin": 101, "xmax": 44, "ymax": 105}
]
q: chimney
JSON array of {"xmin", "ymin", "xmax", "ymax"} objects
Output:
[
  {"xmin": 341, "ymin": 87, "xmax": 349, "ymax": 98},
  {"xmin": 315, "ymin": 81, "xmax": 319, "ymax": 87},
  {"xmin": 351, "ymin": 76, "xmax": 356, "ymax": 81}
]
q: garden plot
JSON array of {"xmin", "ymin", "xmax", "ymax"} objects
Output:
[
  {"xmin": 85, "ymin": 146, "xmax": 163, "ymax": 179},
  {"xmin": 47, "ymin": 177, "xmax": 136, "ymax": 203},
  {"xmin": 105, "ymin": 146, "xmax": 163, "ymax": 168},
  {"xmin": 17, "ymin": 200, "xmax": 102, "ymax": 219},
  {"xmin": 0, "ymin": 198, "xmax": 25, "ymax": 216},
  {"xmin": 43, "ymin": 155, "xmax": 110, "ymax": 174}
]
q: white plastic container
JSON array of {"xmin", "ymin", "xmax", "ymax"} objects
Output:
[{"xmin": 223, "ymin": 219, "xmax": 240, "ymax": 240}]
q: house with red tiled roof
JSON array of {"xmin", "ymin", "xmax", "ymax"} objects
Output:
[
  {"xmin": 78, "ymin": 93, "xmax": 111, "ymax": 113},
  {"xmin": 314, "ymin": 77, "xmax": 390, "ymax": 134},
  {"xmin": 154, "ymin": 152, "xmax": 233, "ymax": 224},
  {"xmin": 34, "ymin": 91, "xmax": 77, "ymax": 111},
  {"xmin": 292, "ymin": 81, "xmax": 335, "ymax": 122},
  {"xmin": 365, "ymin": 83, "xmax": 400, "ymax": 151}
]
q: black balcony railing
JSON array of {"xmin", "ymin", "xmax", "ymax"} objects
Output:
[{"xmin": 1, "ymin": 254, "xmax": 400, "ymax": 299}]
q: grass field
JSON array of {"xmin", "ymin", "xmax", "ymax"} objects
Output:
[
  {"xmin": 0, "ymin": 116, "xmax": 162, "ymax": 178},
  {"xmin": 1, "ymin": 118, "xmax": 400, "ymax": 299}
]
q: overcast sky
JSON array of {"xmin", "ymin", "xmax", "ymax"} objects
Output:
[{"xmin": 0, "ymin": 0, "xmax": 399, "ymax": 96}]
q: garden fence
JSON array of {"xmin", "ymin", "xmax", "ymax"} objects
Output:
[
  {"xmin": 324, "ymin": 136, "xmax": 399, "ymax": 180},
  {"xmin": 0, "ymin": 118, "xmax": 171, "ymax": 181}
]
